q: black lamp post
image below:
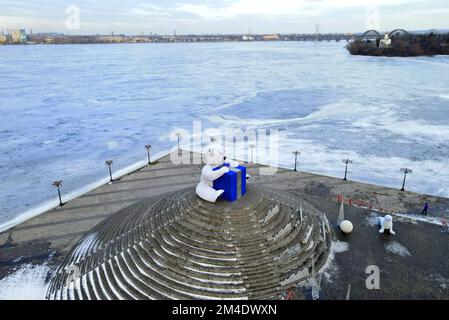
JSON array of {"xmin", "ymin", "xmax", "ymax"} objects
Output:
[
  {"xmin": 145, "ymin": 145, "xmax": 152, "ymax": 165},
  {"xmin": 52, "ymin": 181, "xmax": 64, "ymax": 207},
  {"xmin": 105, "ymin": 160, "xmax": 114, "ymax": 183},
  {"xmin": 293, "ymin": 151, "xmax": 301, "ymax": 172},
  {"xmin": 400, "ymin": 168, "xmax": 412, "ymax": 192},
  {"xmin": 342, "ymin": 159, "xmax": 352, "ymax": 181}
]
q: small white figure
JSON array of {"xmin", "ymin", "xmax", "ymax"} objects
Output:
[
  {"xmin": 340, "ymin": 220, "xmax": 354, "ymax": 234},
  {"xmin": 196, "ymin": 144, "xmax": 229, "ymax": 203},
  {"xmin": 379, "ymin": 215, "xmax": 396, "ymax": 235}
]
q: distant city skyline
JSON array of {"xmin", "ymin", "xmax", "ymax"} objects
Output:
[{"xmin": 1, "ymin": 0, "xmax": 449, "ymax": 35}]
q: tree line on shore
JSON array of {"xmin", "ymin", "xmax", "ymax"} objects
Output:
[{"xmin": 347, "ymin": 33, "xmax": 449, "ymax": 57}]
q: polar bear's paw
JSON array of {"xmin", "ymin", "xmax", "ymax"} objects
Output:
[
  {"xmin": 228, "ymin": 160, "xmax": 239, "ymax": 168},
  {"xmin": 216, "ymin": 190, "xmax": 225, "ymax": 199}
]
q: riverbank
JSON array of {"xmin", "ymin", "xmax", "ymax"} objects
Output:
[
  {"xmin": 0, "ymin": 33, "xmax": 352, "ymax": 46},
  {"xmin": 347, "ymin": 33, "xmax": 449, "ymax": 57}
]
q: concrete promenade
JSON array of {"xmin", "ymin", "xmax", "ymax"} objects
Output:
[{"xmin": 1, "ymin": 151, "xmax": 448, "ymax": 299}]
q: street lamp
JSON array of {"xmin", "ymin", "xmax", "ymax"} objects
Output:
[
  {"xmin": 105, "ymin": 160, "xmax": 114, "ymax": 183},
  {"xmin": 292, "ymin": 151, "xmax": 301, "ymax": 172},
  {"xmin": 400, "ymin": 168, "xmax": 412, "ymax": 192},
  {"xmin": 52, "ymin": 181, "xmax": 64, "ymax": 207},
  {"xmin": 342, "ymin": 159, "xmax": 353, "ymax": 181},
  {"xmin": 249, "ymin": 144, "xmax": 256, "ymax": 163},
  {"xmin": 145, "ymin": 145, "xmax": 152, "ymax": 165}
]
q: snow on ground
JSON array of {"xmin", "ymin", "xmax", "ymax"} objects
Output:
[
  {"xmin": 321, "ymin": 241, "xmax": 350, "ymax": 283},
  {"xmin": 385, "ymin": 241, "xmax": 411, "ymax": 257},
  {"xmin": 393, "ymin": 213, "xmax": 445, "ymax": 227}
]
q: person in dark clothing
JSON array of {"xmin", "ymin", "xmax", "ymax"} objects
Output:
[{"xmin": 421, "ymin": 202, "xmax": 429, "ymax": 216}]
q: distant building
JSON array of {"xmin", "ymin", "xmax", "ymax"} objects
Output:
[
  {"xmin": 242, "ymin": 35, "xmax": 255, "ymax": 41},
  {"xmin": 98, "ymin": 36, "xmax": 125, "ymax": 43},
  {"xmin": 11, "ymin": 29, "xmax": 27, "ymax": 43},
  {"xmin": 132, "ymin": 37, "xmax": 151, "ymax": 43},
  {"xmin": 0, "ymin": 34, "xmax": 6, "ymax": 44}
]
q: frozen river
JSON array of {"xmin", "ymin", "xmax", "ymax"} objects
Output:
[{"xmin": 1, "ymin": 41, "xmax": 449, "ymax": 228}]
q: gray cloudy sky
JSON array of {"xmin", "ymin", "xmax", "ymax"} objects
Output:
[{"xmin": 0, "ymin": 0, "xmax": 448, "ymax": 34}]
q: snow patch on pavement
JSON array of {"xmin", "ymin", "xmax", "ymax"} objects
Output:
[
  {"xmin": 385, "ymin": 241, "xmax": 411, "ymax": 257},
  {"xmin": 0, "ymin": 263, "xmax": 50, "ymax": 300},
  {"xmin": 321, "ymin": 241, "xmax": 350, "ymax": 283}
]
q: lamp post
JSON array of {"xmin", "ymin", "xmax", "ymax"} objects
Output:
[
  {"xmin": 249, "ymin": 144, "xmax": 256, "ymax": 163},
  {"xmin": 292, "ymin": 151, "xmax": 301, "ymax": 172},
  {"xmin": 106, "ymin": 160, "xmax": 114, "ymax": 183},
  {"xmin": 400, "ymin": 168, "xmax": 412, "ymax": 192},
  {"xmin": 52, "ymin": 181, "xmax": 64, "ymax": 207},
  {"xmin": 342, "ymin": 159, "xmax": 352, "ymax": 181},
  {"xmin": 145, "ymin": 145, "xmax": 152, "ymax": 165}
]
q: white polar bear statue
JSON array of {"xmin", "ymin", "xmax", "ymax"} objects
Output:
[
  {"xmin": 379, "ymin": 215, "xmax": 396, "ymax": 235},
  {"xmin": 379, "ymin": 33, "xmax": 392, "ymax": 48},
  {"xmin": 196, "ymin": 144, "xmax": 233, "ymax": 203}
]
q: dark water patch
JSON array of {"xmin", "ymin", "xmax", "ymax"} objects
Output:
[{"xmin": 217, "ymin": 88, "xmax": 342, "ymax": 120}]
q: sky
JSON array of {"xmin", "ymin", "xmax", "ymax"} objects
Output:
[{"xmin": 0, "ymin": 0, "xmax": 448, "ymax": 35}]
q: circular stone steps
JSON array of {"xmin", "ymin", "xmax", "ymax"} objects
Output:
[{"xmin": 47, "ymin": 186, "xmax": 332, "ymax": 300}]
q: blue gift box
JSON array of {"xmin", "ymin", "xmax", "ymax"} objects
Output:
[{"xmin": 213, "ymin": 164, "xmax": 247, "ymax": 202}]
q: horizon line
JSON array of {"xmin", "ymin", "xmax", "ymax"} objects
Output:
[{"xmin": 2, "ymin": 28, "xmax": 449, "ymax": 37}]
